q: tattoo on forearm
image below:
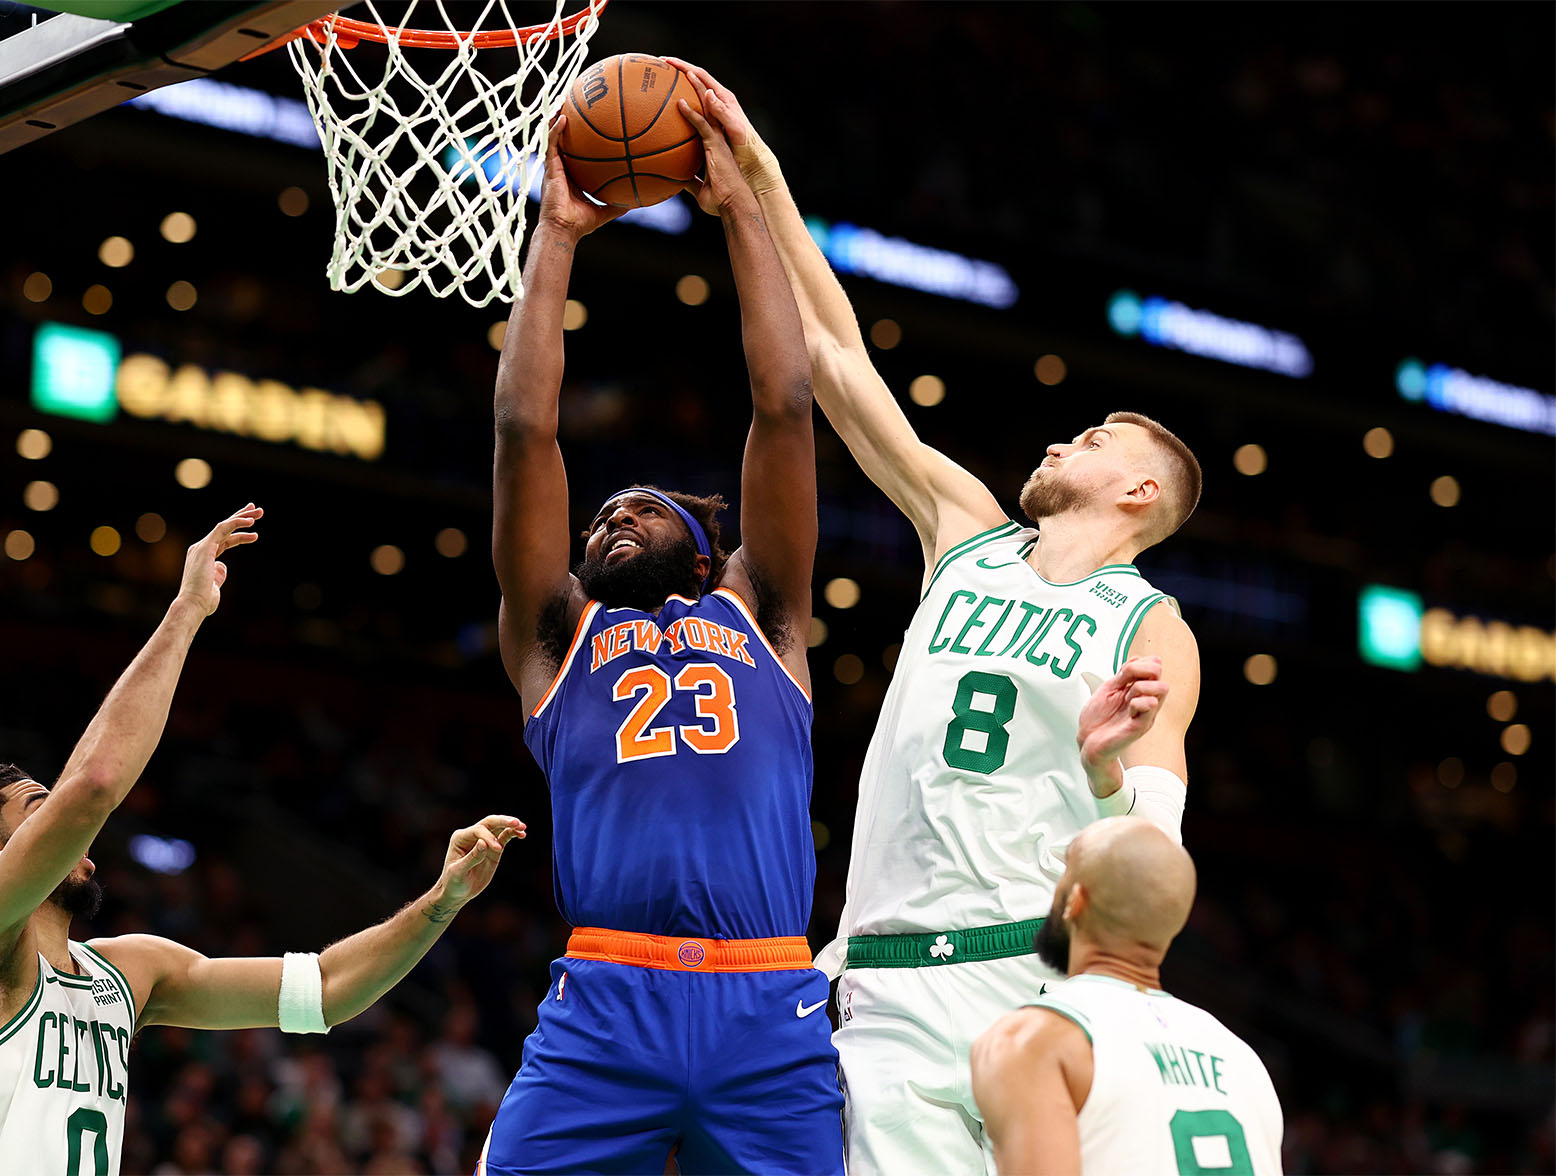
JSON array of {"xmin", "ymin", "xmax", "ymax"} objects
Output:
[{"xmin": 421, "ymin": 899, "xmax": 459, "ymax": 925}]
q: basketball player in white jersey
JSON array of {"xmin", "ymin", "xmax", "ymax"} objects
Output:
[
  {"xmin": 972, "ymin": 816, "xmax": 1283, "ymax": 1174},
  {"xmin": 0, "ymin": 505, "xmax": 524, "ymax": 1176},
  {"xmin": 667, "ymin": 63, "xmax": 1204, "ymax": 1171}
]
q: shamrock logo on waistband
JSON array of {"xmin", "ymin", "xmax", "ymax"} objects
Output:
[{"xmin": 929, "ymin": 935, "xmax": 955, "ymax": 961}]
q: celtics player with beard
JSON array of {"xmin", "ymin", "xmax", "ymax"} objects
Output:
[
  {"xmin": 0, "ymin": 506, "xmax": 526, "ymax": 1176},
  {"xmin": 972, "ymin": 817, "xmax": 1283, "ymax": 1174},
  {"xmin": 668, "ymin": 61, "xmax": 1206, "ymax": 1174}
]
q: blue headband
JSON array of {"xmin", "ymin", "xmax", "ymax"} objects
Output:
[{"xmin": 603, "ymin": 488, "xmax": 712, "ymax": 588}]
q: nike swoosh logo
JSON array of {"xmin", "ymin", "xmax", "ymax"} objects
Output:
[
  {"xmin": 796, "ymin": 998, "xmax": 827, "ymax": 1018},
  {"xmin": 976, "ymin": 557, "xmax": 1021, "ymax": 570}
]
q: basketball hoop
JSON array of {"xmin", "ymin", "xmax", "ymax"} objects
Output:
[{"xmin": 270, "ymin": 0, "xmax": 608, "ymax": 306}]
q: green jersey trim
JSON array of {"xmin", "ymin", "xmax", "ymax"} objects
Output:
[
  {"xmin": 845, "ymin": 917, "xmax": 1043, "ymax": 968},
  {"xmin": 1034, "ymin": 562, "xmax": 1144, "ymax": 588},
  {"xmin": 0, "ymin": 964, "xmax": 44, "ymax": 1045},
  {"xmin": 78, "ymin": 941, "xmax": 137, "ymax": 1027},
  {"xmin": 923, "ymin": 522, "xmax": 1023, "ymax": 599},
  {"xmin": 1024, "ymin": 997, "xmax": 1095, "ymax": 1043},
  {"xmin": 46, "ymin": 962, "xmax": 94, "ymax": 990},
  {"xmin": 1114, "ymin": 592, "xmax": 1168, "ymax": 671}
]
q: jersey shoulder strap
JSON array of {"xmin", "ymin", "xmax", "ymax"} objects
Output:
[
  {"xmin": 1022, "ymin": 994, "xmax": 1096, "ymax": 1044},
  {"xmin": 922, "ymin": 521, "xmax": 1024, "ymax": 600}
]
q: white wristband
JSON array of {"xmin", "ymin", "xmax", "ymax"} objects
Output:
[
  {"xmin": 1094, "ymin": 775, "xmax": 1136, "ymax": 817},
  {"xmin": 278, "ymin": 952, "xmax": 328, "ymax": 1035},
  {"xmin": 1122, "ymin": 765, "xmax": 1187, "ymax": 844}
]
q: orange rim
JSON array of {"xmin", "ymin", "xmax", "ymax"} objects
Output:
[{"xmin": 243, "ymin": 0, "xmax": 607, "ymax": 58}]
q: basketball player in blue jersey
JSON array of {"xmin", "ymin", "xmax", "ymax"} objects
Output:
[{"xmin": 477, "ymin": 99, "xmax": 842, "ymax": 1176}]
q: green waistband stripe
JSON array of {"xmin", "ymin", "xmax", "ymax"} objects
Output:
[
  {"xmin": 845, "ymin": 917, "xmax": 1044, "ymax": 968},
  {"xmin": 924, "ymin": 522, "xmax": 1022, "ymax": 599}
]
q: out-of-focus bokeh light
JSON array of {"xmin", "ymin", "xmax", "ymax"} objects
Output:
[
  {"xmin": 16, "ymin": 429, "xmax": 51, "ymax": 460},
  {"xmin": 98, "ymin": 236, "xmax": 134, "ymax": 267},
  {"xmin": 175, "ymin": 458, "xmax": 212, "ymax": 489},
  {"xmin": 909, "ymin": 375, "xmax": 945, "ymax": 406},
  {"xmin": 160, "ymin": 211, "xmax": 197, "ymax": 243},
  {"xmin": 1234, "ymin": 443, "xmax": 1268, "ymax": 476}
]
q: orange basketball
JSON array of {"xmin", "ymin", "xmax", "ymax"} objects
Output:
[{"xmin": 559, "ymin": 54, "xmax": 704, "ymax": 208}]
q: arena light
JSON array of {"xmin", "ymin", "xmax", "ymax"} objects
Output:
[
  {"xmin": 127, "ymin": 78, "xmax": 320, "ymax": 150},
  {"xmin": 116, "ymin": 353, "xmax": 386, "ymax": 461},
  {"xmin": 31, "ymin": 323, "xmax": 121, "ymax": 423},
  {"xmin": 805, "ymin": 218, "xmax": 1018, "ymax": 309},
  {"xmin": 1358, "ymin": 585, "xmax": 1423, "ymax": 672},
  {"xmin": 1107, "ymin": 290, "xmax": 1312, "ymax": 378},
  {"xmin": 1395, "ymin": 359, "xmax": 1555, "ymax": 435},
  {"xmin": 128, "ymin": 834, "xmax": 197, "ymax": 876}
]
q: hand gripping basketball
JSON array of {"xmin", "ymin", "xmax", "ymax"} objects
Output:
[
  {"xmin": 676, "ymin": 97, "xmax": 756, "ymax": 217},
  {"xmin": 664, "ymin": 59, "xmax": 784, "ymax": 196},
  {"xmin": 539, "ymin": 116, "xmax": 629, "ymax": 239}
]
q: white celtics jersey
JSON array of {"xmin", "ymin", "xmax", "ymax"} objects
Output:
[
  {"xmin": 0, "ymin": 942, "xmax": 134, "ymax": 1176},
  {"xmin": 827, "ymin": 522, "xmax": 1177, "ymax": 954},
  {"xmin": 1031, "ymin": 973, "xmax": 1283, "ymax": 1175}
]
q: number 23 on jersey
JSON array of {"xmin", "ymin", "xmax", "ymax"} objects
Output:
[{"xmin": 612, "ymin": 662, "xmax": 740, "ymax": 763}]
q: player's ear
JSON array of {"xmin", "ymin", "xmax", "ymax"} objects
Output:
[
  {"xmin": 1124, "ymin": 477, "xmax": 1161, "ymax": 506},
  {"xmin": 1063, "ymin": 882, "xmax": 1088, "ymax": 922},
  {"xmin": 693, "ymin": 553, "xmax": 712, "ymax": 583}
]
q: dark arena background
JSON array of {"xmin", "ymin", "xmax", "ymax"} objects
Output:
[{"xmin": 1, "ymin": 2, "xmax": 1552, "ymax": 1173}]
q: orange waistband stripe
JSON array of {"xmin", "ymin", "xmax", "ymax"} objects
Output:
[{"xmin": 565, "ymin": 927, "xmax": 813, "ymax": 973}]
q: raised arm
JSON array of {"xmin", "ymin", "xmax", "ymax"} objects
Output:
[
  {"xmin": 0, "ymin": 505, "xmax": 261, "ymax": 949},
  {"xmin": 493, "ymin": 119, "xmax": 625, "ymax": 712},
  {"xmin": 97, "ymin": 815, "xmax": 523, "ymax": 1031},
  {"xmin": 678, "ymin": 96, "xmax": 816, "ymax": 682},
  {"xmin": 671, "ymin": 63, "xmax": 1005, "ymax": 571}
]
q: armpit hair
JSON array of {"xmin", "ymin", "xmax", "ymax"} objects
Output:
[
  {"xmin": 740, "ymin": 566, "xmax": 794, "ymax": 658},
  {"xmin": 534, "ymin": 591, "xmax": 574, "ymax": 672}
]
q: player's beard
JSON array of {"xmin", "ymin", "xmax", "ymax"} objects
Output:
[
  {"xmin": 1019, "ymin": 468, "xmax": 1088, "ymax": 523},
  {"xmin": 49, "ymin": 875, "xmax": 103, "ymax": 920},
  {"xmin": 1033, "ymin": 909, "xmax": 1071, "ymax": 975},
  {"xmin": 575, "ymin": 533, "xmax": 701, "ymax": 611}
]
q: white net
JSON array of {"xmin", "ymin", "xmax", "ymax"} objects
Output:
[{"xmin": 286, "ymin": 0, "xmax": 606, "ymax": 306}]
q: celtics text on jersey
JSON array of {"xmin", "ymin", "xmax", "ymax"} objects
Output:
[
  {"xmin": 0, "ymin": 941, "xmax": 135, "ymax": 1176},
  {"xmin": 827, "ymin": 521, "xmax": 1179, "ymax": 952}
]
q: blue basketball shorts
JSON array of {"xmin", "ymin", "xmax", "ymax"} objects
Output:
[{"xmin": 477, "ymin": 955, "xmax": 844, "ymax": 1175}]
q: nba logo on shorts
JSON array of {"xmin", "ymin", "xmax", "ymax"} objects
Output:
[
  {"xmin": 557, "ymin": 971, "xmax": 568, "ymax": 1001},
  {"xmin": 678, "ymin": 941, "xmax": 706, "ymax": 968}
]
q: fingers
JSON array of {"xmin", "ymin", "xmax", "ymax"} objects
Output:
[
  {"xmin": 677, "ymin": 98, "xmax": 715, "ymax": 141},
  {"xmin": 1114, "ymin": 656, "xmax": 1164, "ymax": 686},
  {"xmin": 478, "ymin": 814, "xmax": 527, "ymax": 844},
  {"xmin": 547, "ymin": 112, "xmax": 566, "ymax": 158},
  {"xmin": 212, "ymin": 561, "xmax": 227, "ymax": 587}
]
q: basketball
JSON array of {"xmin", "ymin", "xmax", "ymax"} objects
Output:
[{"xmin": 559, "ymin": 53, "xmax": 704, "ymax": 208}]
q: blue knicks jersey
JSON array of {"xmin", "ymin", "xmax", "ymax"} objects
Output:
[{"xmin": 524, "ymin": 587, "xmax": 815, "ymax": 940}]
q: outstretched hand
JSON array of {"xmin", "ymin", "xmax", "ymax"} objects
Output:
[
  {"xmin": 178, "ymin": 503, "xmax": 262, "ymax": 616},
  {"xmin": 676, "ymin": 90, "xmax": 755, "ymax": 217},
  {"xmin": 665, "ymin": 59, "xmax": 782, "ymax": 194},
  {"xmin": 1076, "ymin": 657, "xmax": 1170, "ymax": 793},
  {"xmin": 439, "ymin": 815, "xmax": 526, "ymax": 907},
  {"xmin": 537, "ymin": 114, "xmax": 628, "ymax": 239}
]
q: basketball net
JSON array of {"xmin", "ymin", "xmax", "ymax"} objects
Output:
[{"xmin": 281, "ymin": 0, "xmax": 607, "ymax": 306}]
